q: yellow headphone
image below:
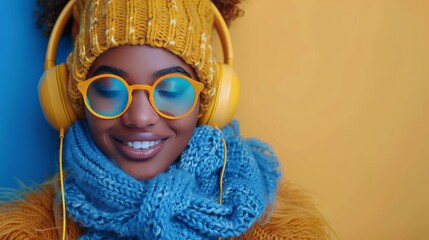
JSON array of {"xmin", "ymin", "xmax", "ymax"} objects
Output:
[{"xmin": 38, "ymin": 0, "xmax": 240, "ymax": 131}]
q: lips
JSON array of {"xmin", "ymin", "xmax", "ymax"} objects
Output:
[{"xmin": 114, "ymin": 133, "xmax": 168, "ymax": 160}]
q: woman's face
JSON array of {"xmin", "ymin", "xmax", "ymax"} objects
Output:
[{"xmin": 85, "ymin": 45, "xmax": 199, "ymax": 180}]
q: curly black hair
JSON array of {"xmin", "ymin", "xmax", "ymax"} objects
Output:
[
  {"xmin": 35, "ymin": 0, "xmax": 69, "ymax": 36},
  {"xmin": 35, "ymin": 0, "xmax": 247, "ymax": 36},
  {"xmin": 212, "ymin": 0, "xmax": 246, "ymax": 26}
]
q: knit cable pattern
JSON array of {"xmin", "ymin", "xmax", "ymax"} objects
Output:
[{"xmin": 63, "ymin": 120, "xmax": 280, "ymax": 239}]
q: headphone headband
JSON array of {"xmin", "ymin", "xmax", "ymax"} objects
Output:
[
  {"xmin": 44, "ymin": 0, "xmax": 75, "ymax": 70},
  {"xmin": 45, "ymin": 0, "xmax": 234, "ymax": 69},
  {"xmin": 212, "ymin": 3, "xmax": 234, "ymax": 66}
]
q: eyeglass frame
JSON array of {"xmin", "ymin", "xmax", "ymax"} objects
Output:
[{"xmin": 77, "ymin": 73, "xmax": 204, "ymax": 120}]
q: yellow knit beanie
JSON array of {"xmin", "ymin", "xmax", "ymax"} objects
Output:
[{"xmin": 67, "ymin": 0, "xmax": 216, "ymax": 118}]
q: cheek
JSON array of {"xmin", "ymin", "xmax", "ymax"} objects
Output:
[
  {"xmin": 170, "ymin": 107, "xmax": 199, "ymax": 143},
  {"xmin": 84, "ymin": 108, "xmax": 114, "ymax": 149},
  {"xmin": 85, "ymin": 108, "xmax": 103, "ymax": 134}
]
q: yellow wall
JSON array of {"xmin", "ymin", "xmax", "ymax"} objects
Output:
[{"xmin": 228, "ymin": 0, "xmax": 429, "ymax": 239}]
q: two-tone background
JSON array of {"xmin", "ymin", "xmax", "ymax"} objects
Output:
[{"xmin": 1, "ymin": 1, "xmax": 428, "ymax": 239}]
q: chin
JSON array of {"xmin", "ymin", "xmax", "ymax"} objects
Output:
[{"xmin": 118, "ymin": 162, "xmax": 169, "ymax": 180}]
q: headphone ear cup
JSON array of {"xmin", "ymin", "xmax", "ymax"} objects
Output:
[
  {"xmin": 38, "ymin": 63, "xmax": 78, "ymax": 131},
  {"xmin": 198, "ymin": 63, "xmax": 240, "ymax": 128}
]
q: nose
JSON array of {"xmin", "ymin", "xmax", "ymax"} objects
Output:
[{"xmin": 121, "ymin": 90, "xmax": 160, "ymax": 128}]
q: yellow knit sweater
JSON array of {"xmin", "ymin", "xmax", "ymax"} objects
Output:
[{"xmin": 0, "ymin": 179, "xmax": 330, "ymax": 239}]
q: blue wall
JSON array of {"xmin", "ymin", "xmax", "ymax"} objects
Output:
[{"xmin": 0, "ymin": 1, "xmax": 72, "ymax": 188}]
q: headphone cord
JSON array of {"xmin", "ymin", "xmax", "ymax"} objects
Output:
[
  {"xmin": 219, "ymin": 137, "xmax": 227, "ymax": 205},
  {"xmin": 218, "ymin": 128, "xmax": 228, "ymax": 240},
  {"xmin": 59, "ymin": 128, "xmax": 67, "ymax": 240}
]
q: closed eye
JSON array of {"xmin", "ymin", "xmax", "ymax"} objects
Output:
[
  {"xmin": 91, "ymin": 77, "xmax": 127, "ymax": 98},
  {"xmin": 156, "ymin": 89, "xmax": 186, "ymax": 98},
  {"xmin": 95, "ymin": 87, "xmax": 123, "ymax": 98},
  {"xmin": 155, "ymin": 77, "xmax": 189, "ymax": 98}
]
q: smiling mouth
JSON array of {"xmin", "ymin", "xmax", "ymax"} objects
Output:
[
  {"xmin": 124, "ymin": 140, "xmax": 162, "ymax": 149},
  {"xmin": 116, "ymin": 138, "xmax": 167, "ymax": 160}
]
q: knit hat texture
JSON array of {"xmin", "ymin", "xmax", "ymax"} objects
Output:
[{"xmin": 67, "ymin": 0, "xmax": 217, "ymax": 118}]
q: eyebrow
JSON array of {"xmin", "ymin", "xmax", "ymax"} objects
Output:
[
  {"xmin": 91, "ymin": 65, "xmax": 128, "ymax": 78},
  {"xmin": 90, "ymin": 65, "xmax": 193, "ymax": 79},
  {"xmin": 154, "ymin": 66, "xmax": 193, "ymax": 79}
]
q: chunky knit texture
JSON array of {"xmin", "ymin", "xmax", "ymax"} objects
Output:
[
  {"xmin": 68, "ymin": 0, "xmax": 217, "ymax": 118},
  {"xmin": 63, "ymin": 120, "xmax": 280, "ymax": 239},
  {"xmin": 0, "ymin": 179, "xmax": 333, "ymax": 239}
]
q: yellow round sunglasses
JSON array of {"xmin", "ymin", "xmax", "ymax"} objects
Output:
[{"xmin": 77, "ymin": 73, "xmax": 204, "ymax": 120}]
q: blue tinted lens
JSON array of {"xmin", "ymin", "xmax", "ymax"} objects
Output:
[
  {"xmin": 86, "ymin": 77, "xmax": 128, "ymax": 117},
  {"xmin": 153, "ymin": 76, "xmax": 196, "ymax": 117}
]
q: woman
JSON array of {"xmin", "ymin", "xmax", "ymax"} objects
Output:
[{"xmin": 0, "ymin": 0, "xmax": 330, "ymax": 239}]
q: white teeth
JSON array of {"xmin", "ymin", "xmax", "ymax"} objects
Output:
[
  {"xmin": 125, "ymin": 140, "xmax": 161, "ymax": 149},
  {"xmin": 132, "ymin": 141, "xmax": 142, "ymax": 148}
]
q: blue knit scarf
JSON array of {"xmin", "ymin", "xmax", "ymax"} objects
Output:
[{"xmin": 63, "ymin": 120, "xmax": 280, "ymax": 239}]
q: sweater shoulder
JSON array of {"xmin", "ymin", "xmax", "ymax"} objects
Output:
[
  {"xmin": 240, "ymin": 180, "xmax": 333, "ymax": 240},
  {"xmin": 0, "ymin": 180, "xmax": 82, "ymax": 239}
]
